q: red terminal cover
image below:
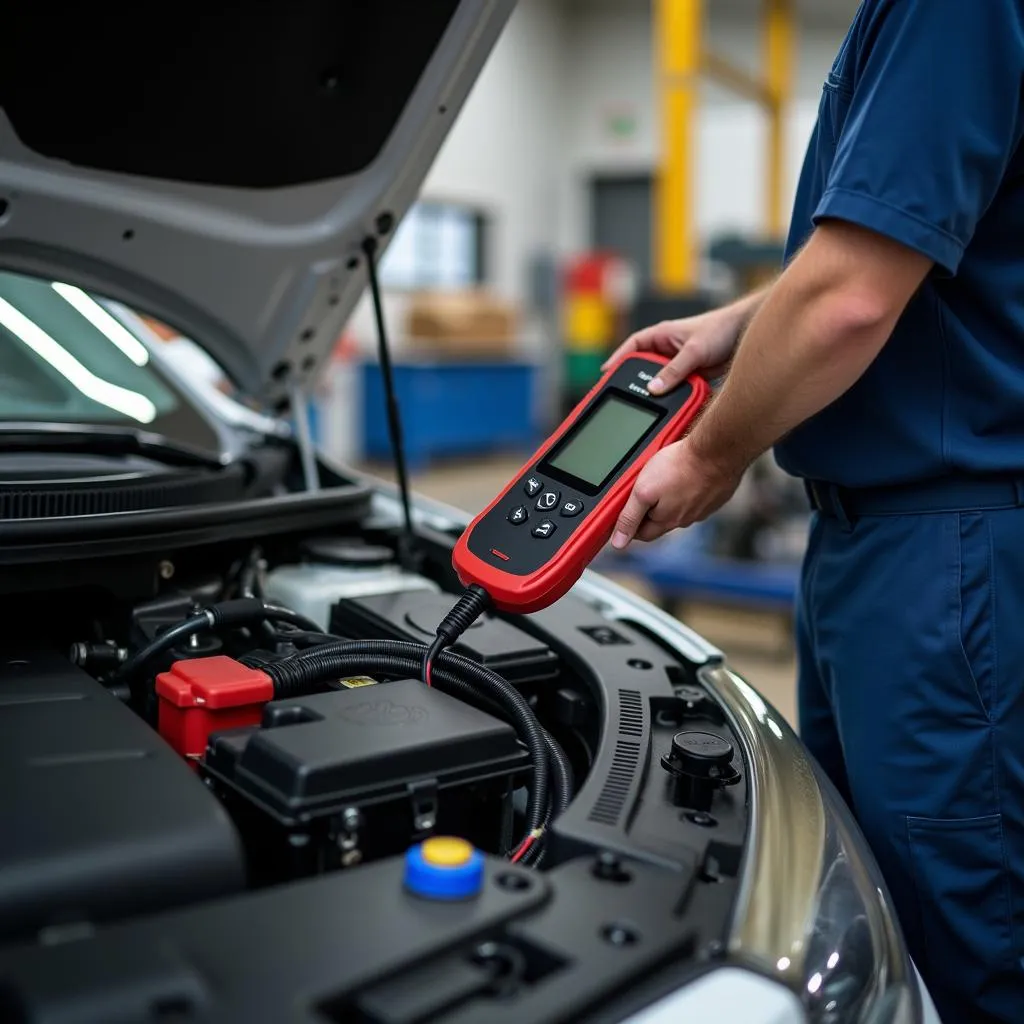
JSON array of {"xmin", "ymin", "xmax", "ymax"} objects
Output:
[
  {"xmin": 156, "ymin": 656, "xmax": 273, "ymax": 762},
  {"xmin": 452, "ymin": 352, "xmax": 711, "ymax": 614}
]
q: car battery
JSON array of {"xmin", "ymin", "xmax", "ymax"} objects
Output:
[
  {"xmin": 202, "ymin": 679, "xmax": 530, "ymax": 882},
  {"xmin": 329, "ymin": 591, "xmax": 560, "ymax": 687}
]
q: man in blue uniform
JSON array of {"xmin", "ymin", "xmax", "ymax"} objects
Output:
[{"xmin": 605, "ymin": 2, "xmax": 1024, "ymax": 1021}]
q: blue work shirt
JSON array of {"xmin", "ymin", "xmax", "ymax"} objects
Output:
[{"xmin": 773, "ymin": 0, "xmax": 1024, "ymax": 489}]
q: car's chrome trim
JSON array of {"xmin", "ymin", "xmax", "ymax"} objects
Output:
[
  {"xmin": 569, "ymin": 574, "xmax": 826, "ymax": 979},
  {"xmin": 699, "ymin": 663, "xmax": 826, "ymax": 981}
]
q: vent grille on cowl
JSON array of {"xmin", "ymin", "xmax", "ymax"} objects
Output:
[{"xmin": 587, "ymin": 688, "xmax": 647, "ymax": 826}]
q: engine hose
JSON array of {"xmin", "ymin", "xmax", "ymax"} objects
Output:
[{"xmin": 260, "ymin": 640, "xmax": 550, "ymax": 843}]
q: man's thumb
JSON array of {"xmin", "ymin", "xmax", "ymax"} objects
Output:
[
  {"xmin": 648, "ymin": 347, "xmax": 697, "ymax": 395},
  {"xmin": 611, "ymin": 490, "xmax": 650, "ymax": 550}
]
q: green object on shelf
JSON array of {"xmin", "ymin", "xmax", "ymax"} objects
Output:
[{"xmin": 564, "ymin": 350, "xmax": 605, "ymax": 394}]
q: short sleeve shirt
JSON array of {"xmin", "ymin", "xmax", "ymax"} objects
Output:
[{"xmin": 772, "ymin": 0, "xmax": 1024, "ymax": 488}]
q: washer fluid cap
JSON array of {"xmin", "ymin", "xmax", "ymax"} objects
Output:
[
  {"xmin": 661, "ymin": 731, "xmax": 741, "ymax": 812},
  {"xmin": 404, "ymin": 837, "xmax": 485, "ymax": 901},
  {"xmin": 668, "ymin": 731, "xmax": 735, "ymax": 777}
]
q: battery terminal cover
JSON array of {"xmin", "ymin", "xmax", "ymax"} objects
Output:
[{"xmin": 156, "ymin": 656, "xmax": 274, "ymax": 760}]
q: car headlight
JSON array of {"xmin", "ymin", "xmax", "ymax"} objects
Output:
[{"xmin": 703, "ymin": 665, "xmax": 922, "ymax": 1024}]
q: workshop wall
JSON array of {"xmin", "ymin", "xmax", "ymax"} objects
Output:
[
  {"xmin": 556, "ymin": 4, "xmax": 841, "ymax": 254},
  {"xmin": 346, "ymin": 0, "xmax": 856, "ymax": 355}
]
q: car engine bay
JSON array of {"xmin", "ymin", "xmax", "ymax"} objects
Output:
[{"xmin": 0, "ymin": 497, "xmax": 751, "ymax": 1023}]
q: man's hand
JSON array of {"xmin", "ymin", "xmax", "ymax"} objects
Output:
[
  {"xmin": 609, "ymin": 219, "xmax": 933, "ymax": 554},
  {"xmin": 610, "ymin": 440, "xmax": 744, "ymax": 550},
  {"xmin": 601, "ymin": 287, "xmax": 769, "ymax": 395}
]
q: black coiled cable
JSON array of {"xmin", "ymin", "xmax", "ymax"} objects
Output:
[
  {"xmin": 543, "ymin": 727, "xmax": 574, "ymax": 818},
  {"xmin": 257, "ymin": 639, "xmax": 550, "ymax": 849},
  {"xmin": 423, "ymin": 584, "xmax": 491, "ymax": 686}
]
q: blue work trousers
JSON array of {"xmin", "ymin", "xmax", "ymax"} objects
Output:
[{"xmin": 797, "ymin": 508, "xmax": 1024, "ymax": 1024}]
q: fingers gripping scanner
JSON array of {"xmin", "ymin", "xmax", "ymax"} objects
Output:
[{"xmin": 452, "ymin": 354, "xmax": 711, "ymax": 614}]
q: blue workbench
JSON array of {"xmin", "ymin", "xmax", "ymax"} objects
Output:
[
  {"xmin": 597, "ymin": 523, "xmax": 800, "ymax": 656},
  {"xmin": 359, "ymin": 359, "xmax": 542, "ymax": 470}
]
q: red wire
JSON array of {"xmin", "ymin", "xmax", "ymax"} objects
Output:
[
  {"xmin": 510, "ymin": 836, "xmax": 534, "ymax": 864},
  {"xmin": 425, "ymin": 659, "xmax": 433, "ymax": 688}
]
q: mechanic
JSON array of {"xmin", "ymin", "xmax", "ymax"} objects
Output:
[{"xmin": 604, "ymin": 3, "xmax": 1024, "ymax": 1022}]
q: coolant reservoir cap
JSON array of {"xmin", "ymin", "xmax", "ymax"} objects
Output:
[
  {"xmin": 404, "ymin": 837, "xmax": 485, "ymax": 901},
  {"xmin": 300, "ymin": 537, "xmax": 393, "ymax": 567}
]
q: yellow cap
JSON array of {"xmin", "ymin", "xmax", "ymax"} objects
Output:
[{"xmin": 421, "ymin": 836, "xmax": 473, "ymax": 867}]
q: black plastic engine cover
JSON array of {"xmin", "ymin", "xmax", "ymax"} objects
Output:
[
  {"xmin": 0, "ymin": 652, "xmax": 245, "ymax": 943},
  {"xmin": 0, "ymin": 852, "xmax": 722, "ymax": 1024},
  {"xmin": 329, "ymin": 591, "xmax": 560, "ymax": 686}
]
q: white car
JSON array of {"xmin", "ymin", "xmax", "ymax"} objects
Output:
[{"xmin": 0, "ymin": 4, "xmax": 940, "ymax": 1022}]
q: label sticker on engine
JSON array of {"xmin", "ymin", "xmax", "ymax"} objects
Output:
[{"xmin": 337, "ymin": 676, "xmax": 378, "ymax": 689}]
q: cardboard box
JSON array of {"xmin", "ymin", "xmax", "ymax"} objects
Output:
[{"xmin": 405, "ymin": 290, "xmax": 518, "ymax": 357}]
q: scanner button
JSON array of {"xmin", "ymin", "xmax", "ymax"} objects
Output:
[
  {"xmin": 524, "ymin": 476, "xmax": 544, "ymax": 498},
  {"xmin": 536, "ymin": 490, "xmax": 560, "ymax": 512},
  {"xmin": 560, "ymin": 499, "xmax": 584, "ymax": 518},
  {"xmin": 508, "ymin": 505, "xmax": 529, "ymax": 525},
  {"xmin": 532, "ymin": 520, "xmax": 557, "ymax": 539}
]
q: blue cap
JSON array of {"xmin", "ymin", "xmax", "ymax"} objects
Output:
[{"xmin": 404, "ymin": 837, "xmax": 485, "ymax": 901}]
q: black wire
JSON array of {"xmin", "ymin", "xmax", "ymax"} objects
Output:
[
  {"xmin": 543, "ymin": 728, "xmax": 574, "ymax": 817},
  {"xmin": 518, "ymin": 730, "xmax": 573, "ymax": 867},
  {"xmin": 423, "ymin": 635, "xmax": 445, "ymax": 687},
  {"xmin": 362, "ymin": 236, "xmax": 416, "ymax": 571},
  {"xmin": 423, "ymin": 585, "xmax": 493, "ymax": 684},
  {"xmin": 115, "ymin": 612, "xmax": 212, "ymax": 683},
  {"xmin": 261, "ymin": 604, "xmax": 324, "ymax": 635},
  {"xmin": 114, "ymin": 600, "xmax": 329, "ymax": 685},
  {"xmin": 270, "ymin": 628, "xmax": 342, "ymax": 649}
]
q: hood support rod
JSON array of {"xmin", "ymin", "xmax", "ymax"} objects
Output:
[
  {"xmin": 289, "ymin": 384, "xmax": 320, "ymax": 492},
  {"xmin": 363, "ymin": 235, "xmax": 417, "ymax": 571}
]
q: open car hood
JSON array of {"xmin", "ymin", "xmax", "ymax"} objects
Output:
[{"xmin": 0, "ymin": 2, "xmax": 515, "ymax": 405}]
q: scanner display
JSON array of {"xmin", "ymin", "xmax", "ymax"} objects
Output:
[
  {"xmin": 546, "ymin": 393, "xmax": 660, "ymax": 490},
  {"xmin": 454, "ymin": 353, "xmax": 709, "ymax": 613}
]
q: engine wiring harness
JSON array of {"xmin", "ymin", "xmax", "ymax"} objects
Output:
[{"xmin": 102, "ymin": 586, "xmax": 572, "ymax": 866}]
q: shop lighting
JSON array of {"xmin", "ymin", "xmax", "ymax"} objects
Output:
[
  {"xmin": 51, "ymin": 283, "xmax": 150, "ymax": 367},
  {"xmin": 0, "ymin": 296, "xmax": 157, "ymax": 423}
]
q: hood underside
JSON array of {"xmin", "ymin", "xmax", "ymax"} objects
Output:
[{"xmin": 0, "ymin": 1, "xmax": 515, "ymax": 405}]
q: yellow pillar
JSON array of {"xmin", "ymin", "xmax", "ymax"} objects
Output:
[
  {"xmin": 655, "ymin": 0, "xmax": 701, "ymax": 291},
  {"xmin": 764, "ymin": 0, "xmax": 795, "ymax": 238}
]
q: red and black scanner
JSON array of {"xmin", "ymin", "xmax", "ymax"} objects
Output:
[{"xmin": 453, "ymin": 353, "xmax": 711, "ymax": 614}]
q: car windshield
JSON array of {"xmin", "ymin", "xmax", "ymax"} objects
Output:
[{"xmin": 0, "ymin": 269, "xmax": 220, "ymax": 451}]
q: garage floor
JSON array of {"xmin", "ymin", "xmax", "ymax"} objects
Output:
[{"xmin": 358, "ymin": 454, "xmax": 799, "ymax": 727}]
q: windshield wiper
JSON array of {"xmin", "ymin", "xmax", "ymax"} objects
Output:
[{"xmin": 0, "ymin": 423, "xmax": 227, "ymax": 470}]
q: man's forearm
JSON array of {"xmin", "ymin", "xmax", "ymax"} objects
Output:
[
  {"xmin": 734, "ymin": 283, "xmax": 773, "ymax": 326},
  {"xmin": 687, "ymin": 237, "xmax": 920, "ymax": 472},
  {"xmin": 723, "ymin": 283, "xmax": 773, "ymax": 338}
]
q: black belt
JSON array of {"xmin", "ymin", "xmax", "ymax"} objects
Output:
[{"xmin": 805, "ymin": 475, "xmax": 1024, "ymax": 523}]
